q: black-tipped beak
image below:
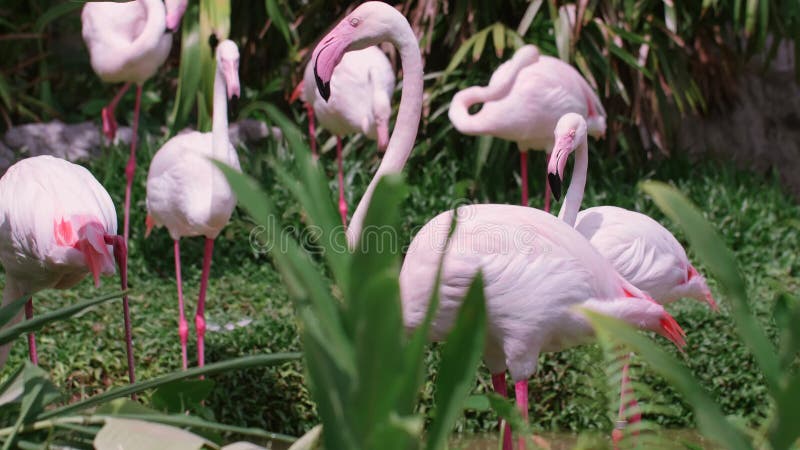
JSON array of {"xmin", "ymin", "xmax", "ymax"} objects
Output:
[
  {"xmin": 548, "ymin": 173, "xmax": 562, "ymax": 201},
  {"xmin": 314, "ymin": 66, "xmax": 331, "ymax": 102}
]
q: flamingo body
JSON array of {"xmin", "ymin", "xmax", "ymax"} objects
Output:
[
  {"xmin": 0, "ymin": 156, "xmax": 117, "ymax": 292},
  {"xmin": 81, "ymin": 0, "xmax": 172, "ymax": 85},
  {"xmin": 575, "ymin": 206, "xmax": 715, "ymax": 306},
  {"xmin": 450, "ymin": 50, "xmax": 606, "ymax": 150},
  {"xmin": 400, "ymin": 204, "xmax": 683, "ymax": 381},
  {"xmin": 146, "ymin": 132, "xmax": 240, "ymax": 240}
]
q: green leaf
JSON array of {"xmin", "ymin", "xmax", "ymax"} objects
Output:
[
  {"xmin": 744, "ymin": 0, "xmax": 759, "ymax": 36},
  {"xmin": 2, "ymin": 363, "xmax": 61, "ymax": 450},
  {"xmin": 472, "ymin": 28, "xmax": 491, "ymax": 62},
  {"xmin": 0, "ymin": 295, "xmax": 29, "ymax": 330},
  {"xmin": 608, "ymin": 43, "xmax": 653, "ymax": 79},
  {"xmin": 151, "ymin": 380, "xmax": 214, "ymax": 414},
  {"xmin": 517, "ymin": 0, "xmax": 544, "ymax": 36},
  {"xmin": 585, "ymin": 312, "xmax": 753, "ymax": 450},
  {"xmin": 94, "ymin": 418, "xmax": 210, "ymax": 450},
  {"xmin": 770, "ymin": 372, "xmax": 800, "ymax": 449},
  {"xmin": 0, "ymin": 365, "xmax": 25, "ymax": 407},
  {"xmin": 33, "ymin": 1, "xmax": 85, "ymax": 32},
  {"xmin": 169, "ymin": 4, "xmax": 203, "ymax": 133},
  {"xmin": 492, "ymin": 23, "xmax": 505, "ymax": 57},
  {"xmin": 0, "ymin": 292, "xmax": 124, "ymax": 345},
  {"xmin": 640, "ymin": 181, "xmax": 780, "ymax": 394},
  {"xmin": 265, "ymin": 0, "xmax": 292, "ymax": 46},
  {"xmin": 37, "ymin": 353, "xmax": 300, "ymax": 420},
  {"xmin": 425, "ymin": 273, "xmax": 487, "ymax": 450}
]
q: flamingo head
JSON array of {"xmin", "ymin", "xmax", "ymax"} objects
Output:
[
  {"xmin": 54, "ymin": 217, "xmax": 115, "ymax": 287},
  {"xmin": 682, "ymin": 265, "xmax": 719, "ymax": 311},
  {"xmin": 216, "ymin": 40, "xmax": 241, "ymax": 100},
  {"xmin": 165, "ymin": 0, "xmax": 188, "ymax": 32},
  {"xmin": 547, "ymin": 113, "xmax": 587, "ymax": 201},
  {"xmin": 312, "ymin": 2, "xmax": 403, "ymax": 102}
]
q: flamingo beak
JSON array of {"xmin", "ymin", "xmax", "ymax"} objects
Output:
[
  {"xmin": 657, "ymin": 313, "xmax": 687, "ymax": 351},
  {"xmin": 688, "ymin": 265, "xmax": 719, "ymax": 312},
  {"xmin": 547, "ymin": 133, "xmax": 574, "ymax": 201},
  {"xmin": 165, "ymin": 0, "xmax": 188, "ymax": 32},
  {"xmin": 289, "ymin": 80, "xmax": 305, "ymax": 104},
  {"xmin": 312, "ymin": 23, "xmax": 354, "ymax": 102},
  {"xmin": 222, "ymin": 60, "xmax": 240, "ymax": 100}
]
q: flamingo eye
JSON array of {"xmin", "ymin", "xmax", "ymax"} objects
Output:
[{"xmin": 350, "ymin": 18, "xmax": 360, "ymax": 27}]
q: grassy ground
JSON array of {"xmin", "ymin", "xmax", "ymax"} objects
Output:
[{"xmin": 1, "ymin": 120, "xmax": 797, "ymax": 438}]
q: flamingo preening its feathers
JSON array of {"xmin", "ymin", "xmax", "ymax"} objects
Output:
[
  {"xmin": 292, "ymin": 46, "xmax": 395, "ymax": 226},
  {"xmin": 0, "ymin": 156, "xmax": 134, "ymax": 385}
]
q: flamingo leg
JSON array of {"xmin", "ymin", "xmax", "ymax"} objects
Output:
[
  {"xmin": 543, "ymin": 152, "xmax": 551, "ymax": 213},
  {"xmin": 25, "ymin": 298, "xmax": 38, "ymax": 365},
  {"xmin": 492, "ymin": 373, "xmax": 513, "ymax": 450},
  {"xmin": 306, "ymin": 103, "xmax": 317, "ymax": 159},
  {"xmin": 337, "ymin": 137, "xmax": 347, "ymax": 226},
  {"xmin": 174, "ymin": 239, "xmax": 188, "ymax": 370},
  {"xmin": 195, "ymin": 238, "xmax": 215, "ymax": 370},
  {"xmin": 515, "ymin": 380, "xmax": 529, "ymax": 450},
  {"xmin": 122, "ymin": 85, "xmax": 142, "ymax": 246},
  {"xmin": 520, "ymin": 150, "xmax": 529, "ymax": 206},
  {"xmin": 101, "ymin": 82, "xmax": 131, "ymax": 141},
  {"xmin": 613, "ymin": 353, "xmax": 641, "ymax": 449},
  {"xmin": 104, "ymin": 234, "xmax": 136, "ymax": 394}
]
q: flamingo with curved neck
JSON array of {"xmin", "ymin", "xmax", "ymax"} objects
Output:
[
  {"xmin": 311, "ymin": 2, "xmax": 423, "ymax": 247},
  {"xmin": 82, "ymin": 0, "xmax": 187, "ymax": 245},
  {"xmin": 448, "ymin": 45, "xmax": 606, "ymax": 210},
  {"xmin": 547, "ymin": 113, "xmax": 717, "ymax": 448}
]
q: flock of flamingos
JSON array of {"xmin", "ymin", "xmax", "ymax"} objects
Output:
[{"xmin": 0, "ymin": 1, "xmax": 722, "ymax": 449}]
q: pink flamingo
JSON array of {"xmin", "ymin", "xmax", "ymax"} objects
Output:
[
  {"xmin": 546, "ymin": 114, "xmax": 717, "ymax": 447},
  {"xmin": 400, "ymin": 115, "xmax": 685, "ymax": 450},
  {"xmin": 0, "ymin": 156, "xmax": 133, "ymax": 384},
  {"xmin": 145, "ymin": 40, "xmax": 241, "ymax": 370},
  {"xmin": 292, "ymin": 46, "xmax": 395, "ymax": 226},
  {"xmin": 448, "ymin": 44, "xmax": 606, "ymax": 210},
  {"xmin": 81, "ymin": 0, "xmax": 187, "ymax": 244},
  {"xmin": 312, "ymin": 9, "xmax": 684, "ymax": 450}
]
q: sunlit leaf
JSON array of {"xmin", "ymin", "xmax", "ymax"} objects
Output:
[{"xmin": 94, "ymin": 418, "xmax": 210, "ymax": 450}]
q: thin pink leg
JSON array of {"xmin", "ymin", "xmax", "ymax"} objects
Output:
[
  {"xmin": 613, "ymin": 354, "xmax": 641, "ymax": 449},
  {"xmin": 122, "ymin": 85, "xmax": 142, "ymax": 246},
  {"xmin": 492, "ymin": 373, "xmax": 513, "ymax": 450},
  {"xmin": 306, "ymin": 103, "xmax": 317, "ymax": 160},
  {"xmin": 102, "ymin": 83, "xmax": 131, "ymax": 141},
  {"xmin": 25, "ymin": 298, "xmax": 38, "ymax": 365},
  {"xmin": 195, "ymin": 238, "xmax": 215, "ymax": 370},
  {"xmin": 515, "ymin": 380, "xmax": 529, "ymax": 450},
  {"xmin": 174, "ymin": 239, "xmax": 188, "ymax": 370},
  {"xmin": 543, "ymin": 152, "xmax": 552, "ymax": 213},
  {"xmin": 337, "ymin": 137, "xmax": 347, "ymax": 226},
  {"xmin": 104, "ymin": 234, "xmax": 136, "ymax": 396},
  {"xmin": 520, "ymin": 151, "xmax": 529, "ymax": 206}
]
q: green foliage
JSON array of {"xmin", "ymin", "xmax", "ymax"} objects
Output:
[
  {"xmin": 218, "ymin": 107, "xmax": 490, "ymax": 449},
  {"xmin": 588, "ymin": 181, "xmax": 800, "ymax": 450}
]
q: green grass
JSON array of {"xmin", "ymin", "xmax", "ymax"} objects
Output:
[{"xmin": 1, "ymin": 120, "xmax": 798, "ymax": 438}]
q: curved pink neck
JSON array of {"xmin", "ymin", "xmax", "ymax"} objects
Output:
[
  {"xmin": 557, "ymin": 136, "xmax": 588, "ymax": 227},
  {"xmin": 346, "ymin": 23, "xmax": 424, "ymax": 246}
]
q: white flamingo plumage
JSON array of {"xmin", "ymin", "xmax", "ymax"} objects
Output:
[
  {"xmin": 81, "ymin": 0, "xmax": 187, "ymax": 244},
  {"xmin": 546, "ymin": 113, "xmax": 716, "ymax": 447},
  {"xmin": 145, "ymin": 40, "xmax": 241, "ymax": 370},
  {"xmin": 448, "ymin": 45, "xmax": 606, "ymax": 210},
  {"xmin": 312, "ymin": 7, "xmax": 684, "ymax": 450},
  {"xmin": 293, "ymin": 46, "xmax": 395, "ymax": 226},
  {"xmin": 0, "ymin": 156, "xmax": 133, "ymax": 383}
]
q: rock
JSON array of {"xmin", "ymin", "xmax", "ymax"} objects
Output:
[
  {"xmin": 678, "ymin": 41, "xmax": 800, "ymax": 198},
  {"xmin": 1, "ymin": 119, "xmax": 281, "ymax": 173}
]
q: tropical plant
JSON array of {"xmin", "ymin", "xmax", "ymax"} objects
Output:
[
  {"xmin": 218, "ymin": 104, "xmax": 493, "ymax": 450},
  {"xmin": 588, "ymin": 180, "xmax": 800, "ymax": 450}
]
